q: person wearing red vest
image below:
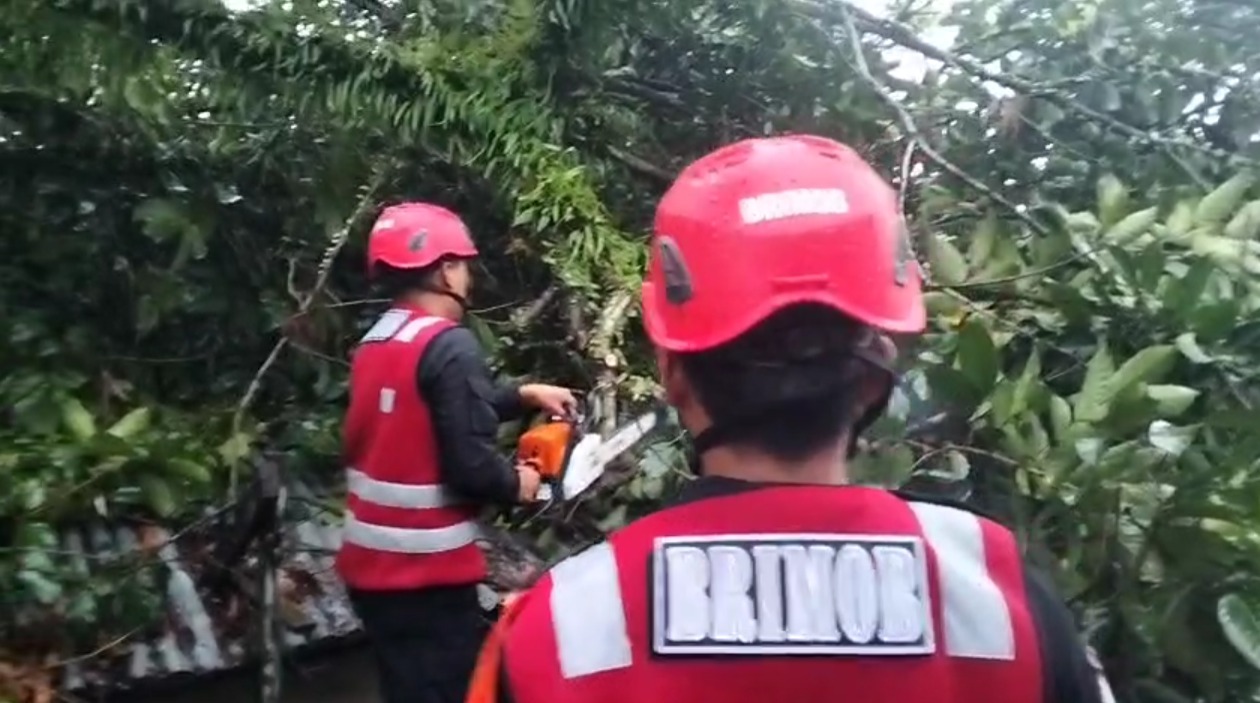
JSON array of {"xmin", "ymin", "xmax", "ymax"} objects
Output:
[
  {"xmin": 337, "ymin": 202, "xmax": 577, "ymax": 703},
  {"xmin": 465, "ymin": 136, "xmax": 1116, "ymax": 703}
]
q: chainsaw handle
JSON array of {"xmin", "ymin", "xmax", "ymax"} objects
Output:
[{"xmin": 542, "ymin": 393, "xmax": 595, "ymax": 433}]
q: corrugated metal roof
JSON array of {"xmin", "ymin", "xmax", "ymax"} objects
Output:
[
  {"xmin": 48, "ymin": 468, "xmax": 547, "ymax": 697},
  {"xmin": 54, "ymin": 474, "xmax": 363, "ymax": 695}
]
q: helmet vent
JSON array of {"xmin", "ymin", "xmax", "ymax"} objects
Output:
[{"xmin": 657, "ymin": 237, "xmax": 694, "ymax": 305}]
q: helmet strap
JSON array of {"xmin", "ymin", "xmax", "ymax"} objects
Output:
[
  {"xmin": 418, "ymin": 281, "xmax": 469, "ymax": 312},
  {"xmin": 437, "ymin": 289, "xmax": 470, "ymax": 311}
]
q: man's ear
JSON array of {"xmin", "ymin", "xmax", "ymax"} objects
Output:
[
  {"xmin": 655, "ymin": 348, "xmax": 690, "ymax": 410},
  {"xmin": 854, "ymin": 333, "xmax": 899, "ymax": 413}
]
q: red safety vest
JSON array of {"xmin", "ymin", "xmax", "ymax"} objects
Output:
[
  {"xmin": 474, "ymin": 486, "xmax": 1043, "ymax": 703},
  {"xmin": 335, "ymin": 305, "xmax": 487, "ymax": 591}
]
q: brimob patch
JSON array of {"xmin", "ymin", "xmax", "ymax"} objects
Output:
[{"xmin": 651, "ymin": 533, "xmax": 935, "ymax": 656}]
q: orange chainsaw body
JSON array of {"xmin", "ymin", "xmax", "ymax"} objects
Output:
[{"xmin": 516, "ymin": 420, "xmax": 575, "ymax": 480}]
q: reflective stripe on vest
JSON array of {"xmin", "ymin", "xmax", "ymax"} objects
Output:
[
  {"xmin": 343, "ymin": 513, "xmax": 480, "ymax": 554},
  {"xmin": 347, "ymin": 468, "xmax": 456, "ymax": 509},
  {"xmin": 542, "ymin": 502, "xmax": 1018, "ymax": 679},
  {"xmin": 343, "ymin": 469, "xmax": 480, "ymax": 554},
  {"xmin": 342, "ymin": 313, "xmax": 479, "ymax": 557}
]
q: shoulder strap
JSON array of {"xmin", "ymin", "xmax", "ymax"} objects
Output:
[{"xmin": 358, "ymin": 308, "xmax": 451, "ymax": 345}]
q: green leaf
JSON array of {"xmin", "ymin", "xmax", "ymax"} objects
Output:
[
  {"xmin": 966, "ymin": 213, "xmax": 1000, "ymax": 268},
  {"xmin": 218, "ymin": 431, "xmax": 254, "ymax": 464},
  {"xmin": 1165, "ymin": 200, "xmax": 1197, "ymax": 238},
  {"xmin": 1224, "ymin": 200, "xmax": 1260, "ymax": 239},
  {"xmin": 17, "ymin": 569, "xmax": 63, "ymax": 605},
  {"xmin": 1163, "ymin": 259, "xmax": 1215, "ymax": 320},
  {"xmin": 165, "ymin": 458, "xmax": 213, "ymax": 484},
  {"xmin": 107, "ymin": 407, "xmax": 152, "ymax": 439},
  {"xmin": 955, "ymin": 319, "xmax": 999, "ymax": 394},
  {"xmin": 1218, "ymin": 593, "xmax": 1260, "ymax": 671},
  {"xmin": 1065, "ymin": 210, "xmax": 1101, "ymax": 235},
  {"xmin": 918, "ymin": 448, "xmax": 971, "ymax": 482},
  {"xmin": 1009, "ymin": 351, "xmax": 1042, "ymax": 420},
  {"xmin": 1190, "ymin": 232, "xmax": 1246, "ymax": 263},
  {"xmin": 1148, "ymin": 420, "xmax": 1196, "ymax": 457},
  {"xmin": 466, "ymin": 313, "xmax": 501, "ymax": 358},
  {"xmin": 61, "ymin": 398, "xmax": 97, "ymax": 441},
  {"xmin": 133, "ymin": 198, "xmax": 191, "ymax": 243},
  {"xmin": 1096, "ymin": 174, "xmax": 1129, "ymax": 228},
  {"xmin": 597, "ymin": 504, "xmax": 628, "ymax": 532},
  {"xmin": 1105, "ymin": 206, "xmax": 1159, "ymax": 245},
  {"xmin": 943, "ymin": 450, "xmax": 971, "ymax": 481},
  {"xmin": 923, "ymin": 291, "xmax": 966, "ymax": 319},
  {"xmin": 924, "ymin": 365, "xmax": 984, "ymax": 411},
  {"xmin": 1049, "ymin": 395, "xmax": 1073, "ymax": 440},
  {"xmin": 1174, "ymin": 333, "xmax": 1212, "ymax": 364},
  {"xmin": 1195, "ymin": 173, "xmax": 1255, "ymax": 228},
  {"xmin": 1162, "ymin": 201, "xmax": 1196, "ymax": 240},
  {"xmin": 1110, "ymin": 345, "xmax": 1178, "ymax": 398},
  {"xmin": 139, "ymin": 474, "xmax": 178, "ymax": 517},
  {"xmin": 1074, "ymin": 344, "xmax": 1115, "ymax": 424},
  {"xmin": 925, "ymin": 231, "xmax": 969, "ymax": 285},
  {"xmin": 1146, "ymin": 385, "xmax": 1200, "ymax": 417}
]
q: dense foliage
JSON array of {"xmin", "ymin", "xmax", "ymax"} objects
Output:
[{"xmin": 2, "ymin": 0, "xmax": 1260, "ymax": 701}]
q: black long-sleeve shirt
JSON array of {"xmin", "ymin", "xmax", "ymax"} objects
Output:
[{"xmin": 417, "ymin": 326, "xmax": 528, "ymax": 506}]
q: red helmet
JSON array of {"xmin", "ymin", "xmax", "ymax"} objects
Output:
[
  {"xmin": 366, "ymin": 202, "xmax": 479, "ymax": 276},
  {"xmin": 641, "ymin": 135, "xmax": 925, "ymax": 352}
]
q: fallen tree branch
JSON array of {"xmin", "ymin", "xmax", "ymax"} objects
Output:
[
  {"xmin": 510, "ymin": 284, "xmax": 560, "ymax": 330},
  {"xmin": 800, "ymin": 0, "xmax": 1255, "ymax": 175},
  {"xmin": 587, "ymin": 289, "xmax": 637, "ymax": 437},
  {"xmin": 229, "ymin": 169, "xmax": 392, "ymax": 489},
  {"xmin": 607, "ymin": 146, "xmax": 674, "ymax": 183},
  {"xmin": 835, "ymin": 6, "xmax": 1051, "ymax": 236}
]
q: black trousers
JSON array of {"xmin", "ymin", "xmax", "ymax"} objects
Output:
[{"xmin": 349, "ymin": 584, "xmax": 495, "ymax": 703}]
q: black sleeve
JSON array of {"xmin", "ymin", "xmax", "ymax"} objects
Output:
[
  {"xmin": 1025, "ymin": 565, "xmax": 1109, "ymax": 703},
  {"xmin": 490, "ymin": 379, "xmax": 528, "ymax": 422},
  {"xmin": 417, "ymin": 326, "xmax": 520, "ymax": 506}
]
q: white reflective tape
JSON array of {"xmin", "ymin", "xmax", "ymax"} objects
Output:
[
  {"xmin": 342, "ymin": 513, "xmax": 478, "ymax": 554},
  {"xmin": 360, "ymin": 309, "xmax": 411, "ymax": 343},
  {"xmin": 378, "ymin": 388, "xmax": 396, "ymax": 413},
  {"xmin": 394, "ymin": 316, "xmax": 445, "ymax": 343},
  {"xmin": 345, "ymin": 469, "xmax": 457, "ymax": 509},
  {"xmin": 1098, "ymin": 669, "xmax": 1117, "ymax": 703},
  {"xmin": 909, "ymin": 502, "xmax": 1015, "ymax": 660},
  {"xmin": 550, "ymin": 543, "xmax": 633, "ymax": 678},
  {"xmin": 1087, "ymin": 646, "xmax": 1118, "ymax": 703}
]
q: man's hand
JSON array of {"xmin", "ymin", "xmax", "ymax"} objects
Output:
[
  {"xmin": 519, "ymin": 383, "xmax": 578, "ymax": 417},
  {"xmin": 516, "ymin": 462, "xmax": 542, "ymax": 502}
]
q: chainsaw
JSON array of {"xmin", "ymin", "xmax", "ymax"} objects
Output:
[{"xmin": 515, "ymin": 397, "xmax": 668, "ymax": 503}]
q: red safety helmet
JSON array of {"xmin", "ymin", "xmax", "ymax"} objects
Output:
[
  {"xmin": 641, "ymin": 135, "xmax": 925, "ymax": 352},
  {"xmin": 365, "ymin": 202, "xmax": 479, "ymax": 276}
]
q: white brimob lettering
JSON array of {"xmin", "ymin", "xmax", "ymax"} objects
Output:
[
  {"xmin": 738, "ymin": 189, "xmax": 850, "ymax": 225},
  {"xmin": 653, "ymin": 534, "xmax": 934, "ymax": 656}
]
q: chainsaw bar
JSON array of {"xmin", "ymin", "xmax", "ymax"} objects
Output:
[{"xmin": 536, "ymin": 406, "xmax": 668, "ymax": 501}]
